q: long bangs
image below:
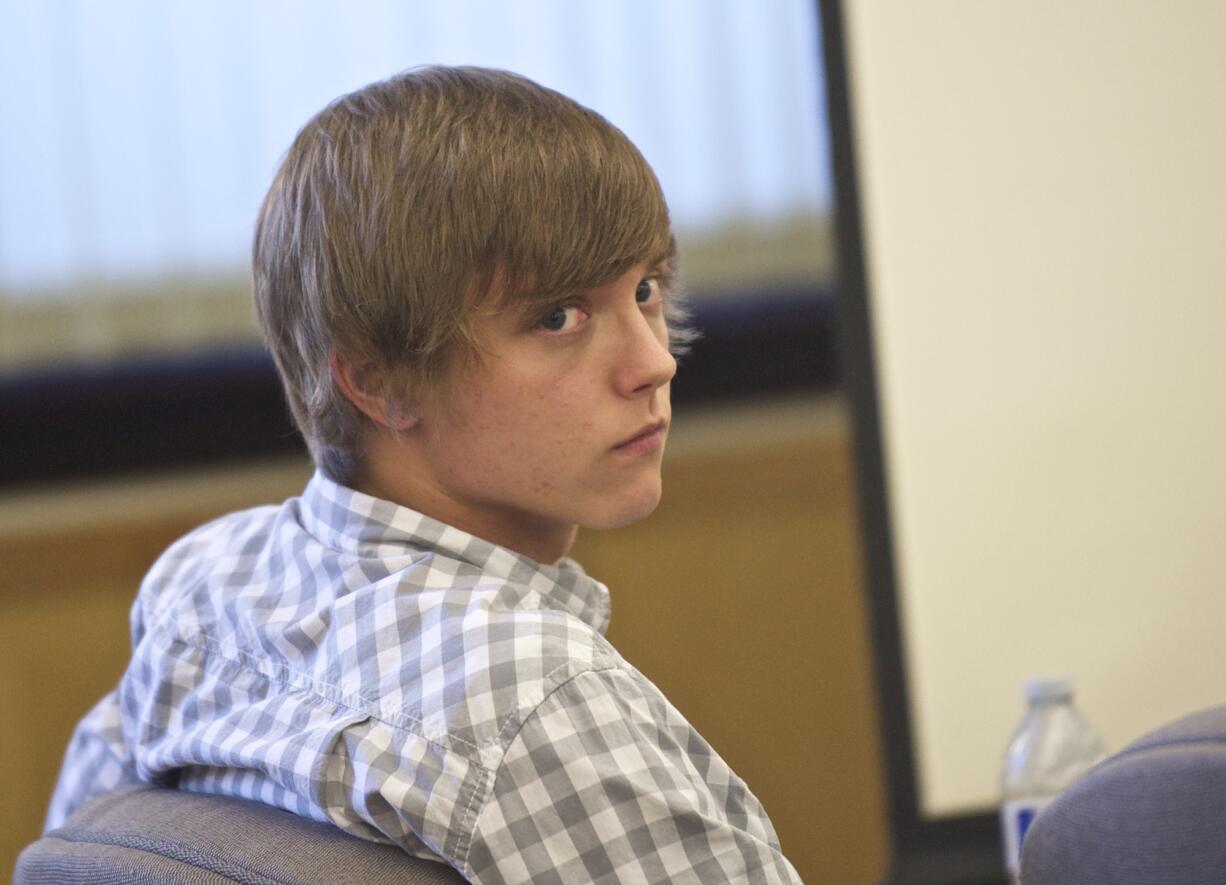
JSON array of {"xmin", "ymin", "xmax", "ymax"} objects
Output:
[{"xmin": 477, "ymin": 116, "xmax": 676, "ymax": 311}]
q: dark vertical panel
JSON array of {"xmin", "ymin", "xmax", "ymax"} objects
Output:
[{"xmin": 819, "ymin": 1, "xmax": 1005, "ymax": 880}]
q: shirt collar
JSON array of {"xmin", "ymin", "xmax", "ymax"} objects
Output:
[{"xmin": 297, "ymin": 471, "xmax": 611, "ymax": 634}]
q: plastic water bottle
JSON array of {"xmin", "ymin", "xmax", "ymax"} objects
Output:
[{"xmin": 1000, "ymin": 677, "xmax": 1106, "ymax": 883}]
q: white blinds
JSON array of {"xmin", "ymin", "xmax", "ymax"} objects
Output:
[{"xmin": 0, "ymin": 0, "xmax": 830, "ymax": 366}]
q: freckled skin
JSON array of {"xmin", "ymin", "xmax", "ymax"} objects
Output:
[{"xmin": 360, "ymin": 261, "xmax": 675, "ymax": 564}]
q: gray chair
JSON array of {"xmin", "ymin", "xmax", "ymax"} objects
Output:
[
  {"xmin": 1020, "ymin": 703, "xmax": 1226, "ymax": 885},
  {"xmin": 15, "ymin": 784, "xmax": 468, "ymax": 884}
]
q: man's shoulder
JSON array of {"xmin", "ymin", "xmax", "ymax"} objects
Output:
[
  {"xmin": 150, "ymin": 501, "xmax": 287, "ymax": 571},
  {"xmin": 128, "ymin": 498, "xmax": 295, "ymax": 643},
  {"xmin": 128, "ymin": 499, "xmax": 618, "ymax": 756},
  {"xmin": 386, "ymin": 585, "xmax": 619, "ymax": 754}
]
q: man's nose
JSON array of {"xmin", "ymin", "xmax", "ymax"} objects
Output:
[{"xmin": 613, "ymin": 312, "xmax": 677, "ymax": 398}]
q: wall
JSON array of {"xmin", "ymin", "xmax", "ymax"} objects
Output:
[
  {"xmin": 844, "ymin": 0, "xmax": 1226, "ymax": 815},
  {"xmin": 0, "ymin": 396, "xmax": 887, "ymax": 883}
]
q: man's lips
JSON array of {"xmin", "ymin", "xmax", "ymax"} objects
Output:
[{"xmin": 614, "ymin": 420, "xmax": 668, "ymax": 454}]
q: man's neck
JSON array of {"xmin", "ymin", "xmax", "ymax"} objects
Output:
[{"xmin": 351, "ymin": 432, "xmax": 578, "ymax": 565}]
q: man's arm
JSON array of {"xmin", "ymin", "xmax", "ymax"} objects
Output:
[
  {"xmin": 44, "ymin": 689, "xmax": 139, "ymax": 831},
  {"xmin": 465, "ymin": 667, "xmax": 802, "ymax": 884}
]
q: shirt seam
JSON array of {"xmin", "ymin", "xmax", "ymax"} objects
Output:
[
  {"xmin": 160, "ymin": 623, "xmax": 484, "ymax": 757},
  {"xmin": 156, "ymin": 621, "xmax": 616, "ymax": 761},
  {"xmin": 459, "ymin": 655, "xmax": 624, "ymax": 877}
]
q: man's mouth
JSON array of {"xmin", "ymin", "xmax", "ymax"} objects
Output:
[{"xmin": 614, "ymin": 420, "xmax": 668, "ymax": 454}]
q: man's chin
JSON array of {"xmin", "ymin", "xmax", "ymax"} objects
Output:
[{"xmin": 582, "ymin": 484, "xmax": 664, "ymax": 531}]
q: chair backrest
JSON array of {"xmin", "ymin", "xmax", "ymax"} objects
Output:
[
  {"xmin": 15, "ymin": 784, "xmax": 468, "ymax": 884},
  {"xmin": 1020, "ymin": 703, "xmax": 1226, "ymax": 885}
]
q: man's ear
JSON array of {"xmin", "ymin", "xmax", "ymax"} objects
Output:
[{"xmin": 329, "ymin": 351, "xmax": 419, "ymax": 432}]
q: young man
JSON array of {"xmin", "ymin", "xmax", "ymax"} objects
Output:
[{"xmin": 46, "ymin": 66, "xmax": 802, "ymax": 883}]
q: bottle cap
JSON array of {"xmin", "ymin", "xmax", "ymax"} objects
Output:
[{"xmin": 1024, "ymin": 676, "xmax": 1073, "ymax": 703}]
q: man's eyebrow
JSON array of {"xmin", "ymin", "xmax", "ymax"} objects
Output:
[{"xmin": 648, "ymin": 254, "xmax": 677, "ymax": 286}]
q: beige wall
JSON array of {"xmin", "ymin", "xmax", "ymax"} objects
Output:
[
  {"xmin": 1, "ymin": 397, "xmax": 887, "ymax": 883},
  {"xmin": 845, "ymin": 0, "xmax": 1226, "ymax": 815}
]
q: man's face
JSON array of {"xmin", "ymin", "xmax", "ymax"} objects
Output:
[{"xmin": 412, "ymin": 260, "xmax": 676, "ymax": 562}]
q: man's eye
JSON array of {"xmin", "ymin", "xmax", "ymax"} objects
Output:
[
  {"xmin": 635, "ymin": 278, "xmax": 659, "ymax": 304},
  {"xmin": 540, "ymin": 305, "xmax": 582, "ymax": 333}
]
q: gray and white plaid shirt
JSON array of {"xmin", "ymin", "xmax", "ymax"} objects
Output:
[{"xmin": 46, "ymin": 472, "xmax": 801, "ymax": 883}]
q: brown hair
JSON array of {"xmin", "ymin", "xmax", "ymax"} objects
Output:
[{"xmin": 253, "ymin": 65, "xmax": 692, "ymax": 483}]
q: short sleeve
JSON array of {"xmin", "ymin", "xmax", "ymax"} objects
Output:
[{"xmin": 465, "ymin": 667, "xmax": 802, "ymax": 884}]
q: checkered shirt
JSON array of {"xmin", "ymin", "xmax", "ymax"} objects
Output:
[{"xmin": 46, "ymin": 471, "xmax": 801, "ymax": 883}]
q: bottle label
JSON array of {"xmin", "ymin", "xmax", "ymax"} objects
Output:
[{"xmin": 1001, "ymin": 796, "xmax": 1056, "ymax": 877}]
